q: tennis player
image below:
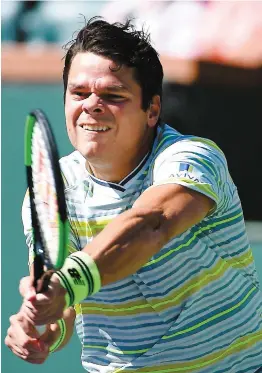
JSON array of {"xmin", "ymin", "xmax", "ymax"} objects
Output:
[{"xmin": 6, "ymin": 18, "xmax": 262, "ymax": 372}]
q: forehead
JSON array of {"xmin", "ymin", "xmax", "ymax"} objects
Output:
[{"xmin": 68, "ymin": 52, "xmax": 137, "ymax": 90}]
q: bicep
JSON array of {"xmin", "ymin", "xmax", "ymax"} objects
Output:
[{"xmin": 133, "ymin": 183, "xmax": 214, "ymax": 241}]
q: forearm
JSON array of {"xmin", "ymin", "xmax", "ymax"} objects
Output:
[
  {"xmin": 55, "ymin": 185, "xmax": 213, "ymax": 308},
  {"xmin": 82, "ymin": 185, "xmax": 213, "ymax": 286},
  {"xmin": 83, "ymin": 206, "xmax": 166, "ymax": 285}
]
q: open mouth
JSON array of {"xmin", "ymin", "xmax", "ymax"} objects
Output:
[{"xmin": 80, "ymin": 124, "xmax": 110, "ymax": 132}]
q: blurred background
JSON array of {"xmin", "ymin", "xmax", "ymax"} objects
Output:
[{"xmin": 2, "ymin": 1, "xmax": 262, "ymax": 372}]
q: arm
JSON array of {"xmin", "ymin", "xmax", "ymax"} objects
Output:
[
  {"xmin": 21, "ymin": 183, "xmax": 213, "ymax": 325},
  {"xmin": 84, "ymin": 183, "xmax": 214, "ymax": 285}
]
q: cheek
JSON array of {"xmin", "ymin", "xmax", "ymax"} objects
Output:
[
  {"xmin": 66, "ymin": 126, "xmax": 77, "ymax": 148},
  {"xmin": 111, "ymin": 103, "xmax": 144, "ymax": 125},
  {"xmin": 65, "ymin": 106, "xmax": 77, "ymax": 147}
]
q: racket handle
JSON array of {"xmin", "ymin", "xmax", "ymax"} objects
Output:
[{"xmin": 36, "ymin": 325, "xmax": 47, "ymax": 335}]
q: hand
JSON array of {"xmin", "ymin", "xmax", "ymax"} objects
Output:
[
  {"xmin": 19, "ymin": 275, "xmax": 67, "ymax": 325},
  {"xmin": 5, "ymin": 310, "xmax": 49, "ymax": 364}
]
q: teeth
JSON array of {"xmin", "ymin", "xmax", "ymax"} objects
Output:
[{"xmin": 82, "ymin": 125, "xmax": 109, "ymax": 131}]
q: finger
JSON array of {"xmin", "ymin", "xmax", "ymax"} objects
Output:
[
  {"xmin": 19, "ymin": 276, "xmax": 35, "ymax": 299},
  {"xmin": 23, "ymin": 342, "xmax": 50, "ymax": 364},
  {"xmin": 5, "ymin": 335, "xmax": 24, "ymax": 355},
  {"xmin": 20, "ymin": 305, "xmax": 61, "ymax": 326},
  {"xmin": 33, "ymin": 283, "xmax": 66, "ymax": 304},
  {"xmin": 20, "ymin": 302, "xmax": 38, "ymax": 322},
  {"xmin": 22, "ymin": 300, "xmax": 57, "ymax": 324},
  {"xmin": 9, "ymin": 344, "xmax": 29, "ymax": 357},
  {"xmin": 34, "ymin": 292, "xmax": 53, "ymax": 304},
  {"xmin": 21, "ymin": 301, "xmax": 48, "ymax": 326},
  {"xmin": 5, "ymin": 335, "xmax": 30, "ymax": 357},
  {"xmin": 8, "ymin": 317, "xmax": 42, "ymax": 347},
  {"xmin": 7, "ymin": 340, "xmax": 49, "ymax": 364},
  {"xmin": 7, "ymin": 329, "xmax": 42, "ymax": 353}
]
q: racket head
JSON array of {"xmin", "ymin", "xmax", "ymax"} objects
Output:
[{"xmin": 24, "ymin": 109, "xmax": 68, "ymax": 275}]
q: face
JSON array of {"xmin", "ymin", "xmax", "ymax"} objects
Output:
[{"xmin": 65, "ymin": 52, "xmax": 160, "ymax": 179}]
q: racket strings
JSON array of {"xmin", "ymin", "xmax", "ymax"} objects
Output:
[{"xmin": 31, "ymin": 124, "xmax": 60, "ymax": 267}]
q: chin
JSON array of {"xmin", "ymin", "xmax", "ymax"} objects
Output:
[{"xmin": 78, "ymin": 147, "xmax": 102, "ymax": 161}]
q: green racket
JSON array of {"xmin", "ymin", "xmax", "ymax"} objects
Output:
[{"xmin": 24, "ymin": 109, "xmax": 69, "ymax": 334}]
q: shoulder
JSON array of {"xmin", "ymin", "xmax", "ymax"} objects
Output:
[{"xmin": 154, "ymin": 126, "xmax": 227, "ymax": 168}]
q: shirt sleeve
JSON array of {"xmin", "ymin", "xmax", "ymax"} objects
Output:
[{"xmin": 151, "ymin": 137, "xmax": 236, "ymax": 215}]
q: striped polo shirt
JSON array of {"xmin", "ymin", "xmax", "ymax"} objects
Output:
[{"xmin": 22, "ymin": 124, "xmax": 262, "ymax": 373}]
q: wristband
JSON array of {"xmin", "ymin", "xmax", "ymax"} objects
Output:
[
  {"xmin": 49, "ymin": 319, "xmax": 66, "ymax": 353},
  {"xmin": 54, "ymin": 251, "xmax": 101, "ymax": 307}
]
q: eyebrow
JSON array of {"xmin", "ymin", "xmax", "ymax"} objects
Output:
[
  {"xmin": 68, "ymin": 83, "xmax": 130, "ymax": 92},
  {"xmin": 105, "ymin": 84, "xmax": 129, "ymax": 92}
]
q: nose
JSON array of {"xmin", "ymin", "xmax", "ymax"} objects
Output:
[{"xmin": 82, "ymin": 93, "xmax": 105, "ymax": 114}]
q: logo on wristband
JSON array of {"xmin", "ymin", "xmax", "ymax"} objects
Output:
[{"xmin": 67, "ymin": 268, "xmax": 85, "ymax": 285}]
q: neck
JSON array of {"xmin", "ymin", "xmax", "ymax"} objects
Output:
[
  {"xmin": 86, "ymin": 148, "xmax": 148, "ymax": 183},
  {"xmin": 86, "ymin": 132, "xmax": 155, "ymax": 183}
]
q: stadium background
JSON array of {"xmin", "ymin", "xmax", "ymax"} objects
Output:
[{"xmin": 2, "ymin": 1, "xmax": 262, "ymax": 372}]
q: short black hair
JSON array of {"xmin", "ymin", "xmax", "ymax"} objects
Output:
[{"xmin": 63, "ymin": 17, "xmax": 163, "ymax": 111}]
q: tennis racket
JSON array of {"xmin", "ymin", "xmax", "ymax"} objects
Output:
[{"xmin": 24, "ymin": 109, "xmax": 69, "ymax": 333}]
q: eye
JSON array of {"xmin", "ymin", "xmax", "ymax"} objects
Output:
[
  {"xmin": 73, "ymin": 91, "xmax": 87, "ymax": 97},
  {"xmin": 102, "ymin": 94, "xmax": 126, "ymax": 102},
  {"xmin": 71, "ymin": 91, "xmax": 90, "ymax": 100}
]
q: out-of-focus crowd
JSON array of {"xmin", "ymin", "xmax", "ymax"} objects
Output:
[{"xmin": 2, "ymin": 0, "xmax": 262, "ymax": 68}]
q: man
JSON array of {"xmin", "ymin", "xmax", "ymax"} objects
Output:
[{"xmin": 5, "ymin": 17, "xmax": 262, "ymax": 372}]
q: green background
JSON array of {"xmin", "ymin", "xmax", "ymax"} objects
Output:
[
  {"xmin": 2, "ymin": 84, "xmax": 262, "ymax": 373},
  {"xmin": 2, "ymin": 84, "xmax": 83, "ymax": 373}
]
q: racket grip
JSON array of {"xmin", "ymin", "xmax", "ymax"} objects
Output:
[{"xmin": 36, "ymin": 325, "xmax": 47, "ymax": 335}]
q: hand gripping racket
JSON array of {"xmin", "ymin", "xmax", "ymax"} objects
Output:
[{"xmin": 24, "ymin": 109, "xmax": 69, "ymax": 334}]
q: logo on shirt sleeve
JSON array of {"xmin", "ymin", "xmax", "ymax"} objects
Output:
[
  {"xmin": 169, "ymin": 163, "xmax": 200, "ymax": 182},
  {"xmin": 179, "ymin": 163, "xmax": 193, "ymax": 172}
]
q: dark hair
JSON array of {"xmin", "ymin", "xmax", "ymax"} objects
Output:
[{"xmin": 63, "ymin": 17, "xmax": 163, "ymax": 111}]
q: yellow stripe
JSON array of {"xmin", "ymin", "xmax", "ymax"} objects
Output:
[
  {"xmin": 74, "ymin": 303, "xmax": 81, "ymax": 314},
  {"xmin": 75, "ymin": 258, "xmax": 231, "ymax": 316},
  {"xmin": 68, "ymin": 243, "xmax": 77, "ymax": 255},
  {"xmin": 83, "ymin": 344, "xmax": 149, "ymax": 355},
  {"xmin": 75, "ymin": 299, "xmax": 155, "ymax": 316},
  {"xmin": 72, "ymin": 219, "xmax": 112, "ymax": 237},
  {"xmin": 152, "ymin": 259, "xmax": 229, "ymax": 313},
  {"xmin": 226, "ymin": 248, "xmax": 255, "ymax": 269},
  {"xmin": 163, "ymin": 287, "xmax": 256, "ymax": 339},
  {"xmin": 113, "ymin": 330, "xmax": 262, "ymax": 372},
  {"xmin": 144, "ymin": 212, "xmax": 242, "ymax": 267},
  {"xmin": 75, "ymin": 248, "xmax": 252, "ymax": 317}
]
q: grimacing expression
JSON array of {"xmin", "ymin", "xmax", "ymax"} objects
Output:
[{"xmin": 65, "ymin": 52, "xmax": 160, "ymax": 169}]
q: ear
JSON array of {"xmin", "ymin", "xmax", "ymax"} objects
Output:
[{"xmin": 147, "ymin": 95, "xmax": 161, "ymax": 128}]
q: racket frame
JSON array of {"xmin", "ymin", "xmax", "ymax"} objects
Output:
[{"xmin": 24, "ymin": 109, "xmax": 68, "ymax": 288}]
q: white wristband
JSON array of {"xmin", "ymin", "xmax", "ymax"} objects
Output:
[{"xmin": 54, "ymin": 251, "xmax": 101, "ymax": 307}]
